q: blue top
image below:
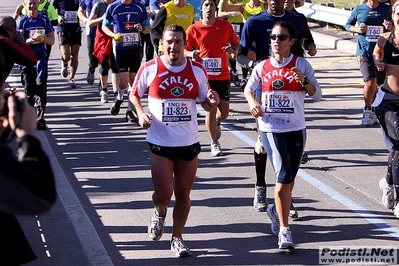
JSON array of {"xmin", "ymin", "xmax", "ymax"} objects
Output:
[
  {"xmin": 345, "ymin": 3, "xmax": 391, "ymax": 57},
  {"xmin": 240, "ymin": 11, "xmax": 305, "ymax": 61},
  {"xmin": 80, "ymin": 0, "xmax": 102, "ymax": 36},
  {"xmin": 18, "ymin": 14, "xmax": 54, "ymax": 57},
  {"xmin": 186, "ymin": 0, "xmax": 201, "ymax": 22},
  {"xmin": 103, "ymin": 0, "xmax": 150, "ymax": 50}
]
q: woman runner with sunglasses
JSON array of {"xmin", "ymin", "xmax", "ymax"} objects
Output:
[{"xmin": 244, "ymin": 21, "xmax": 321, "ymax": 250}]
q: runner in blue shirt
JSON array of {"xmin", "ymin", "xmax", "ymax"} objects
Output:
[
  {"xmin": 18, "ymin": 0, "xmax": 54, "ymax": 130},
  {"xmin": 345, "ymin": 0, "xmax": 392, "ymax": 126},
  {"xmin": 78, "ymin": 0, "xmax": 101, "ymax": 85},
  {"xmin": 102, "ymin": 0, "xmax": 150, "ymax": 122}
]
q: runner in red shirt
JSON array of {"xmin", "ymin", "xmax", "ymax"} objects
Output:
[{"xmin": 186, "ymin": 0, "xmax": 239, "ymax": 156}]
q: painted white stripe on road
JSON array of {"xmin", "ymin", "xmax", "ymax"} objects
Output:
[
  {"xmin": 223, "ymin": 123, "xmax": 399, "ymax": 240},
  {"xmin": 38, "ymin": 132, "xmax": 114, "ymax": 266}
]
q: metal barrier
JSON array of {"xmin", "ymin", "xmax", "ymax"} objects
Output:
[{"xmin": 296, "ymin": 3, "xmax": 351, "ymax": 27}]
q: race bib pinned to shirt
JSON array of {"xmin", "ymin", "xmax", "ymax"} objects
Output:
[
  {"xmin": 64, "ymin": 11, "xmax": 78, "ymax": 23},
  {"xmin": 262, "ymin": 91, "xmax": 295, "ymax": 117},
  {"xmin": 202, "ymin": 58, "xmax": 222, "ymax": 76},
  {"xmin": 122, "ymin": 32, "xmax": 139, "ymax": 47},
  {"xmin": 161, "ymin": 99, "xmax": 192, "ymax": 126},
  {"xmin": 366, "ymin": 25, "xmax": 383, "ymax": 42}
]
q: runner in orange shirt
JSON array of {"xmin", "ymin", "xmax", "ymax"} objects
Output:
[{"xmin": 186, "ymin": 0, "xmax": 239, "ymax": 156}]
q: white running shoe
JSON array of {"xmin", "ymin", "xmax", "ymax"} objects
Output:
[
  {"xmin": 171, "ymin": 237, "xmax": 192, "ymax": 257},
  {"xmin": 148, "ymin": 209, "xmax": 166, "ymax": 241},
  {"xmin": 100, "ymin": 90, "xmax": 109, "ymax": 103},
  {"xmin": 379, "ymin": 178, "xmax": 395, "ymax": 209},
  {"xmin": 361, "ymin": 109, "xmax": 372, "ymax": 126},
  {"xmin": 278, "ymin": 227, "xmax": 295, "ymax": 250},
  {"xmin": 210, "ymin": 141, "xmax": 222, "ymax": 157}
]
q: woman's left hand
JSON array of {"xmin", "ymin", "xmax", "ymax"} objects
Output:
[{"xmin": 291, "ymin": 67, "xmax": 305, "ymax": 84}]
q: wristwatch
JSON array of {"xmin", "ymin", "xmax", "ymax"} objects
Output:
[{"xmin": 302, "ymin": 76, "xmax": 309, "ymax": 86}]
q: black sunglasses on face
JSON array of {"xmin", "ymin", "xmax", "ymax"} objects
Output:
[{"xmin": 270, "ymin": 34, "xmax": 290, "ymax": 41}]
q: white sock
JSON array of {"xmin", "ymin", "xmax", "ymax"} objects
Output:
[{"xmin": 280, "ymin": 226, "xmax": 289, "ymax": 234}]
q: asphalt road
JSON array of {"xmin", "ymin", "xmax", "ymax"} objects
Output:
[{"xmin": 1, "ymin": 2, "xmax": 399, "ymax": 265}]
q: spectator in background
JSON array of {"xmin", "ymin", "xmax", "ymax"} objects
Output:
[
  {"xmin": 0, "ymin": 51, "xmax": 56, "ymax": 265},
  {"xmin": 0, "ymin": 15, "xmax": 38, "ymax": 115}
]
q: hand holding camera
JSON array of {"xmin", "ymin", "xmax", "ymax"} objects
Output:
[{"xmin": 1, "ymin": 90, "xmax": 36, "ymax": 138}]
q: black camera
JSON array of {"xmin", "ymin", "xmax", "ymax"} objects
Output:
[{"xmin": 0, "ymin": 91, "xmax": 24, "ymax": 127}]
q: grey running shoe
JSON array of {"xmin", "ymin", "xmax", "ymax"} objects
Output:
[
  {"xmin": 253, "ymin": 186, "xmax": 267, "ymax": 212},
  {"xmin": 110, "ymin": 99, "xmax": 123, "ymax": 116},
  {"xmin": 216, "ymin": 121, "xmax": 221, "ymax": 140},
  {"xmin": 148, "ymin": 210, "xmax": 166, "ymax": 241},
  {"xmin": 87, "ymin": 69, "xmax": 95, "ymax": 85},
  {"xmin": 379, "ymin": 178, "xmax": 395, "ymax": 209},
  {"xmin": 278, "ymin": 227, "xmax": 295, "ymax": 250},
  {"xmin": 61, "ymin": 63, "xmax": 68, "ymax": 78},
  {"xmin": 289, "ymin": 199, "xmax": 299, "ymax": 220},
  {"xmin": 361, "ymin": 109, "xmax": 372, "ymax": 126},
  {"xmin": 267, "ymin": 204, "xmax": 279, "ymax": 236},
  {"xmin": 100, "ymin": 90, "xmax": 109, "ymax": 103},
  {"xmin": 210, "ymin": 141, "xmax": 222, "ymax": 157},
  {"xmin": 171, "ymin": 237, "xmax": 192, "ymax": 257},
  {"xmin": 370, "ymin": 110, "xmax": 378, "ymax": 125}
]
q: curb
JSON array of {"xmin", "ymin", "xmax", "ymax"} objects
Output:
[{"xmin": 312, "ymin": 31, "xmax": 357, "ymax": 55}]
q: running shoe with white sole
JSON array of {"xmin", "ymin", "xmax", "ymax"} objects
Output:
[
  {"xmin": 239, "ymin": 78, "xmax": 247, "ymax": 90},
  {"xmin": 379, "ymin": 177, "xmax": 395, "ymax": 209},
  {"xmin": 148, "ymin": 210, "xmax": 166, "ymax": 241},
  {"xmin": 211, "ymin": 141, "xmax": 223, "ymax": 157},
  {"xmin": 253, "ymin": 186, "xmax": 267, "ymax": 212},
  {"xmin": 267, "ymin": 204, "xmax": 279, "ymax": 236},
  {"xmin": 216, "ymin": 121, "xmax": 221, "ymax": 140},
  {"xmin": 100, "ymin": 90, "xmax": 109, "ymax": 103},
  {"xmin": 361, "ymin": 108, "xmax": 372, "ymax": 126},
  {"xmin": 289, "ymin": 199, "xmax": 299, "ymax": 219},
  {"xmin": 61, "ymin": 63, "xmax": 68, "ymax": 78},
  {"xmin": 171, "ymin": 237, "xmax": 192, "ymax": 257},
  {"xmin": 278, "ymin": 227, "xmax": 295, "ymax": 250}
]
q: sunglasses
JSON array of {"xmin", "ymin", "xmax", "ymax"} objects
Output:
[{"xmin": 270, "ymin": 34, "xmax": 290, "ymax": 41}]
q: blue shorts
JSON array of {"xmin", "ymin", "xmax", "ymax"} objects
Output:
[{"xmin": 260, "ymin": 129, "xmax": 306, "ymax": 184}]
